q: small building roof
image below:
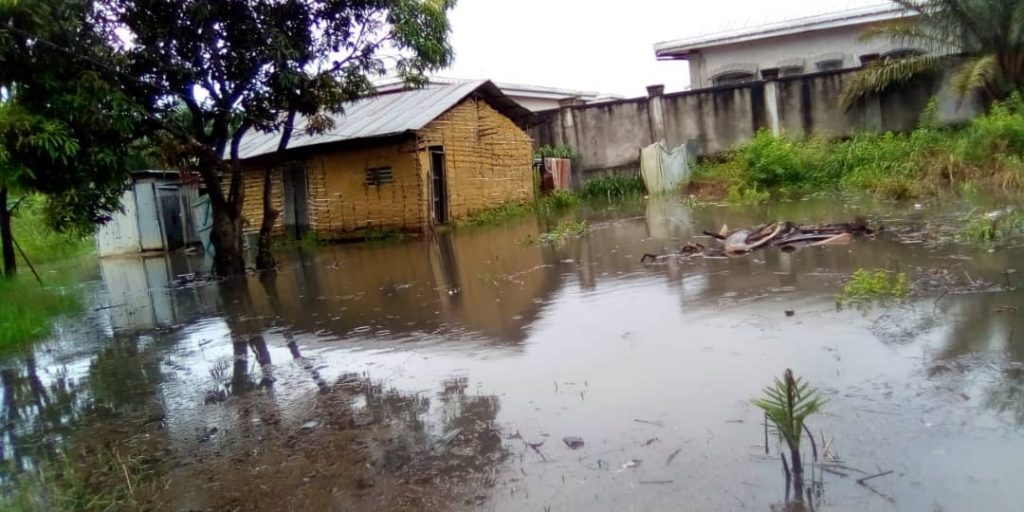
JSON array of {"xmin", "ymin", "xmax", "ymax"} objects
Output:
[
  {"xmin": 235, "ymin": 80, "xmax": 532, "ymax": 161},
  {"xmin": 374, "ymin": 75, "xmax": 615, "ymax": 102},
  {"xmin": 654, "ymin": 3, "xmax": 912, "ymax": 59}
]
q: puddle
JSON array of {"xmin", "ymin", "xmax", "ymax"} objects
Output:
[{"xmin": 2, "ymin": 197, "xmax": 1024, "ymax": 510}]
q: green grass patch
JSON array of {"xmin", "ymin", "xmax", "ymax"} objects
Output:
[
  {"xmin": 0, "ymin": 267, "xmax": 88, "ymax": 349},
  {"xmin": 692, "ymin": 94, "xmax": 1024, "ymax": 201},
  {"xmin": 0, "ymin": 195, "xmax": 93, "ymax": 349},
  {"xmin": 11, "ymin": 194, "xmax": 94, "ymax": 266},
  {"xmin": 522, "ymin": 219, "xmax": 587, "ymax": 246},
  {"xmin": 837, "ymin": 269, "xmax": 910, "ymax": 307},
  {"xmin": 457, "ymin": 191, "xmax": 579, "ymax": 228},
  {"xmin": 960, "ymin": 210, "xmax": 1024, "ymax": 241},
  {"xmin": 578, "ymin": 174, "xmax": 646, "ymax": 201}
]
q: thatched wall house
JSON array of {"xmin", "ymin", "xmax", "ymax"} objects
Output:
[{"xmin": 234, "ymin": 80, "xmax": 534, "ymax": 239}]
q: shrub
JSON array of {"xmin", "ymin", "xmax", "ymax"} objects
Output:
[
  {"xmin": 578, "ymin": 174, "xmax": 645, "ymax": 200},
  {"xmin": 837, "ymin": 269, "xmax": 910, "ymax": 307},
  {"xmin": 534, "ymin": 144, "xmax": 577, "ymax": 160}
]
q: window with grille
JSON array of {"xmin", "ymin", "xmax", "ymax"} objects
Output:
[{"xmin": 365, "ymin": 167, "xmax": 393, "ymax": 186}]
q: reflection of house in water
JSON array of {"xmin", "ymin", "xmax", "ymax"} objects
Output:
[
  {"xmin": 99, "ymin": 255, "xmax": 217, "ymax": 332},
  {"xmin": 241, "ymin": 220, "xmax": 562, "ymax": 344}
]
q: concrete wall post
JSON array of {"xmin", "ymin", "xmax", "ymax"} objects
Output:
[
  {"xmin": 557, "ymin": 97, "xmax": 580, "ymax": 151},
  {"xmin": 646, "ymin": 84, "xmax": 667, "ymax": 145}
]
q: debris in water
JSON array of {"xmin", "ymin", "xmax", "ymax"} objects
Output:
[
  {"xmin": 641, "ymin": 437, "xmax": 659, "ymax": 446},
  {"xmin": 618, "ymin": 459, "xmax": 642, "ymax": 472},
  {"xmin": 633, "ymin": 418, "xmax": 664, "ymax": 427},
  {"xmin": 785, "ymin": 310, "xmax": 795, "ymax": 317},
  {"xmin": 563, "ymin": 436, "xmax": 584, "ymax": 449},
  {"xmin": 643, "ymin": 219, "xmax": 875, "ymax": 261},
  {"xmin": 639, "ymin": 480, "xmax": 673, "ymax": 485},
  {"xmin": 301, "ymin": 421, "xmax": 319, "ymax": 430},
  {"xmin": 666, "ymin": 448, "xmax": 682, "ymax": 467}
]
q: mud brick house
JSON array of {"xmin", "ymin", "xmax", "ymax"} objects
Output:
[{"xmin": 234, "ymin": 80, "xmax": 534, "ymax": 239}]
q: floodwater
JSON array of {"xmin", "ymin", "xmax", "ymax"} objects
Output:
[{"xmin": 3, "ymin": 196, "xmax": 1024, "ymax": 511}]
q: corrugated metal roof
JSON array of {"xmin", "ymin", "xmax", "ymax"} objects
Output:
[{"xmin": 236, "ymin": 80, "xmax": 518, "ymax": 160}]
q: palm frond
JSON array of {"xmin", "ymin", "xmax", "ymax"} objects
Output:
[
  {"xmin": 839, "ymin": 54, "xmax": 947, "ymax": 110},
  {"xmin": 858, "ymin": 19, "xmax": 958, "ymax": 52},
  {"xmin": 751, "ymin": 369, "xmax": 826, "ymax": 451},
  {"xmin": 951, "ymin": 54, "xmax": 999, "ymax": 97}
]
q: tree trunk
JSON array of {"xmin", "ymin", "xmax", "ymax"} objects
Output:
[
  {"xmin": 254, "ymin": 166, "xmax": 279, "ymax": 270},
  {"xmin": 0, "ymin": 185, "xmax": 16, "ymax": 278},
  {"xmin": 209, "ymin": 203, "xmax": 246, "ymax": 276},
  {"xmin": 790, "ymin": 445, "xmax": 804, "ymax": 490},
  {"xmin": 255, "ymin": 110, "xmax": 296, "ymax": 271}
]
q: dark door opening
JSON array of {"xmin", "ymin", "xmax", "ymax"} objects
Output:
[
  {"xmin": 429, "ymin": 147, "xmax": 448, "ymax": 224},
  {"xmin": 281, "ymin": 164, "xmax": 310, "ymax": 239}
]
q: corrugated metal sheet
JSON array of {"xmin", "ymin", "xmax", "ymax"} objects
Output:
[{"xmin": 236, "ymin": 80, "xmax": 497, "ymax": 160}]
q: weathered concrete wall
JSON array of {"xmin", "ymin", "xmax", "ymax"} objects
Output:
[
  {"xmin": 530, "ymin": 66, "xmax": 977, "ymax": 177},
  {"xmin": 662, "ymin": 83, "xmax": 765, "ymax": 155}
]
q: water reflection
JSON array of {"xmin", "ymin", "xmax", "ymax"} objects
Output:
[{"xmin": 4, "ymin": 196, "xmax": 1024, "ymax": 510}]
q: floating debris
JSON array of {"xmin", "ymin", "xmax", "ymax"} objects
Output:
[{"xmin": 562, "ymin": 436, "xmax": 584, "ymax": 449}]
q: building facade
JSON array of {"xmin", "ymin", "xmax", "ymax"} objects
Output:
[
  {"xmin": 654, "ymin": 4, "xmax": 921, "ymax": 89},
  {"xmin": 234, "ymin": 81, "xmax": 534, "ymax": 240}
]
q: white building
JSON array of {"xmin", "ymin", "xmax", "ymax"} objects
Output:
[
  {"xmin": 654, "ymin": 3, "xmax": 922, "ymax": 89},
  {"xmin": 374, "ymin": 76, "xmax": 622, "ymax": 112}
]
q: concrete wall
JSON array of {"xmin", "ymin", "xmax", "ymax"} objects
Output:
[{"xmin": 529, "ymin": 67, "xmax": 979, "ymax": 177}]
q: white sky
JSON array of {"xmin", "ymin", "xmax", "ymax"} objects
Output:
[{"xmin": 445, "ymin": 0, "xmax": 889, "ymax": 97}]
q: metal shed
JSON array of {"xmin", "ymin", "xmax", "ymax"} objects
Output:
[{"xmin": 96, "ymin": 171, "xmax": 200, "ymax": 257}]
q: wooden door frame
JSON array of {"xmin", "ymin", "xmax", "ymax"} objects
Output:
[{"xmin": 428, "ymin": 146, "xmax": 448, "ymax": 225}]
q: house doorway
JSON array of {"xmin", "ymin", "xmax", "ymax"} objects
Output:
[
  {"xmin": 281, "ymin": 164, "xmax": 310, "ymax": 239},
  {"xmin": 429, "ymin": 147, "xmax": 448, "ymax": 224}
]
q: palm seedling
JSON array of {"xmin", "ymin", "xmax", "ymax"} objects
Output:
[{"xmin": 751, "ymin": 369, "xmax": 827, "ymax": 485}]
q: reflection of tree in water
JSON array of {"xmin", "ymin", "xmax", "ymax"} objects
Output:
[
  {"xmin": 0, "ymin": 332, "xmax": 175, "ymax": 508},
  {"xmin": 177, "ymin": 370, "xmax": 507, "ymax": 511}
]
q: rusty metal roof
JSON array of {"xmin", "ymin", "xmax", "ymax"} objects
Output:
[{"xmin": 235, "ymin": 80, "xmax": 531, "ymax": 160}]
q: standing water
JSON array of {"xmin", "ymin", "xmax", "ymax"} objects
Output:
[{"xmin": 2, "ymin": 196, "xmax": 1023, "ymax": 511}]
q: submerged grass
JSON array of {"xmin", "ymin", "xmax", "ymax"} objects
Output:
[
  {"xmin": 457, "ymin": 190, "xmax": 579, "ymax": 227},
  {"xmin": 837, "ymin": 269, "xmax": 910, "ymax": 307},
  {"xmin": 522, "ymin": 219, "xmax": 588, "ymax": 246},
  {"xmin": 692, "ymin": 94, "xmax": 1024, "ymax": 201}
]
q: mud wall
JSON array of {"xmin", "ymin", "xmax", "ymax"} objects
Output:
[
  {"xmin": 416, "ymin": 98, "xmax": 535, "ymax": 225},
  {"xmin": 529, "ymin": 67, "xmax": 977, "ymax": 178}
]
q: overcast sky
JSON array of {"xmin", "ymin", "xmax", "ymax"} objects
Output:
[{"xmin": 444, "ymin": 0, "xmax": 889, "ymax": 97}]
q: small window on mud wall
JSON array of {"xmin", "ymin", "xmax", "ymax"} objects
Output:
[{"xmin": 365, "ymin": 167, "xmax": 393, "ymax": 186}]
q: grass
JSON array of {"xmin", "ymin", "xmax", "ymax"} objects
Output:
[
  {"xmin": 578, "ymin": 174, "xmax": 646, "ymax": 201},
  {"xmin": 0, "ymin": 195, "xmax": 94, "ymax": 350},
  {"xmin": 457, "ymin": 191, "xmax": 579, "ymax": 228},
  {"xmin": 521, "ymin": 219, "xmax": 587, "ymax": 246},
  {"xmin": 836, "ymin": 269, "xmax": 910, "ymax": 307},
  {"xmin": 1, "ymin": 445, "xmax": 166, "ymax": 511},
  {"xmin": 960, "ymin": 210, "xmax": 1024, "ymax": 241},
  {"xmin": 10, "ymin": 195, "xmax": 95, "ymax": 266},
  {"xmin": 691, "ymin": 94, "xmax": 1024, "ymax": 201}
]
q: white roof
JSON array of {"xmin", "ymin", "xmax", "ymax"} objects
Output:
[
  {"xmin": 654, "ymin": 3, "xmax": 912, "ymax": 57},
  {"xmin": 235, "ymin": 80, "xmax": 530, "ymax": 160}
]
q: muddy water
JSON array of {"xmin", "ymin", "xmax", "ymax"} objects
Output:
[{"xmin": 3, "ymin": 196, "xmax": 1024, "ymax": 511}]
